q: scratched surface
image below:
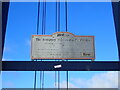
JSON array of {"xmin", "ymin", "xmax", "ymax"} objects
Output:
[{"xmin": 31, "ymin": 32, "xmax": 95, "ymax": 60}]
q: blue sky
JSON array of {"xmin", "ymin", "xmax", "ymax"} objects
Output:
[{"xmin": 1, "ymin": 2, "xmax": 119, "ymax": 89}]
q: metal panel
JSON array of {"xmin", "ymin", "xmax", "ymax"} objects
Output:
[
  {"xmin": 31, "ymin": 32, "xmax": 95, "ymax": 60},
  {"xmin": 2, "ymin": 61, "xmax": 120, "ymax": 71}
]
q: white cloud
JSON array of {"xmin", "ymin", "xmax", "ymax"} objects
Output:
[
  {"xmin": 88, "ymin": 71, "xmax": 118, "ymax": 88},
  {"xmin": 26, "ymin": 39, "xmax": 31, "ymax": 46},
  {"xmin": 70, "ymin": 71, "xmax": 118, "ymax": 88},
  {"xmin": 55, "ymin": 81, "xmax": 78, "ymax": 88}
]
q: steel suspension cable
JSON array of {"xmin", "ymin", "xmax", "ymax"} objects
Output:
[
  {"xmin": 42, "ymin": 1, "xmax": 45, "ymax": 35},
  {"xmin": 34, "ymin": 0, "xmax": 40, "ymax": 90},
  {"xmin": 55, "ymin": 70, "xmax": 57, "ymax": 88},
  {"xmin": 58, "ymin": 0, "xmax": 60, "ymax": 32},
  {"xmin": 66, "ymin": 60, "xmax": 68, "ymax": 90},
  {"xmin": 41, "ymin": 1, "xmax": 45, "ymax": 88},
  {"xmin": 44, "ymin": 1, "xmax": 46, "ymax": 35},
  {"xmin": 41, "ymin": 0, "xmax": 46, "ymax": 89},
  {"xmin": 56, "ymin": 1, "xmax": 58, "ymax": 32},
  {"xmin": 58, "ymin": 0, "xmax": 60, "ymax": 90},
  {"xmin": 36, "ymin": 0, "xmax": 42, "ymax": 89},
  {"xmin": 37, "ymin": 0, "xmax": 40, "ymax": 34},
  {"xmin": 65, "ymin": 0, "xmax": 68, "ymax": 32},
  {"xmin": 40, "ymin": 0, "xmax": 45, "ymax": 89},
  {"xmin": 40, "ymin": 70, "xmax": 42, "ymax": 90},
  {"xmin": 65, "ymin": 1, "xmax": 69, "ymax": 89},
  {"xmin": 34, "ymin": 69, "xmax": 37, "ymax": 90},
  {"xmin": 58, "ymin": 70, "xmax": 60, "ymax": 90},
  {"xmin": 42, "ymin": 71, "xmax": 44, "ymax": 90},
  {"xmin": 55, "ymin": 1, "xmax": 58, "ymax": 88}
]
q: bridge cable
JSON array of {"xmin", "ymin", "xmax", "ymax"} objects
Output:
[
  {"xmin": 58, "ymin": 0, "xmax": 61, "ymax": 90},
  {"xmin": 34, "ymin": 67, "xmax": 37, "ymax": 90},
  {"xmin": 65, "ymin": 0, "xmax": 69, "ymax": 89},
  {"xmin": 65, "ymin": 0, "xmax": 68, "ymax": 32},
  {"xmin": 58, "ymin": 0, "xmax": 60, "ymax": 32},
  {"xmin": 41, "ymin": 0, "xmax": 46, "ymax": 90},
  {"xmin": 55, "ymin": 1, "xmax": 58, "ymax": 89},
  {"xmin": 34, "ymin": 0, "xmax": 40, "ymax": 90}
]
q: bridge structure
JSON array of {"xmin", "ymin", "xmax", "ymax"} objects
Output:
[{"xmin": 0, "ymin": 1, "xmax": 120, "ymax": 89}]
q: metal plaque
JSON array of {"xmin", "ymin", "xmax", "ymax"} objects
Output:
[{"xmin": 31, "ymin": 32, "xmax": 95, "ymax": 60}]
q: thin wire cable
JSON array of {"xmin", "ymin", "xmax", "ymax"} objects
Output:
[
  {"xmin": 65, "ymin": 0, "xmax": 68, "ymax": 32},
  {"xmin": 42, "ymin": 1, "xmax": 45, "ymax": 35},
  {"xmin": 55, "ymin": 69, "xmax": 57, "ymax": 88},
  {"xmin": 36, "ymin": 1, "xmax": 43, "ymax": 89},
  {"xmin": 42, "ymin": 71, "xmax": 44, "ymax": 90},
  {"xmin": 34, "ymin": 70, "xmax": 37, "ymax": 90},
  {"xmin": 66, "ymin": 60, "xmax": 68, "ymax": 90},
  {"xmin": 34, "ymin": 0, "xmax": 41, "ymax": 89},
  {"xmin": 58, "ymin": 0, "xmax": 60, "ymax": 32},
  {"xmin": 41, "ymin": 0, "xmax": 46, "ymax": 89},
  {"xmin": 37, "ymin": 0, "xmax": 40, "ymax": 34},
  {"xmin": 58, "ymin": 69, "xmax": 60, "ymax": 90},
  {"xmin": 55, "ymin": 1, "xmax": 58, "ymax": 88},
  {"xmin": 65, "ymin": 0, "xmax": 69, "ymax": 89},
  {"xmin": 44, "ymin": 1, "xmax": 46, "ymax": 35},
  {"xmin": 40, "ymin": 59, "xmax": 42, "ymax": 90},
  {"xmin": 40, "ymin": 70, "xmax": 42, "ymax": 90},
  {"xmin": 58, "ymin": 0, "xmax": 60, "ymax": 89},
  {"xmin": 56, "ymin": 1, "xmax": 58, "ymax": 32},
  {"xmin": 40, "ymin": 1, "xmax": 45, "ymax": 89}
]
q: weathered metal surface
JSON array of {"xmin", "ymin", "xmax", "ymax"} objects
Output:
[{"xmin": 31, "ymin": 32, "xmax": 95, "ymax": 60}]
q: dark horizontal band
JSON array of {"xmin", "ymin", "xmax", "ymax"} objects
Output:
[{"xmin": 2, "ymin": 61, "xmax": 120, "ymax": 71}]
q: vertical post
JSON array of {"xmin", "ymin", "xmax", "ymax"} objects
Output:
[
  {"xmin": 112, "ymin": 2, "xmax": 120, "ymax": 90},
  {"xmin": 0, "ymin": 1, "xmax": 9, "ymax": 73},
  {"xmin": 0, "ymin": 1, "xmax": 2, "ymax": 73},
  {"xmin": 112, "ymin": 1, "xmax": 120, "ymax": 61}
]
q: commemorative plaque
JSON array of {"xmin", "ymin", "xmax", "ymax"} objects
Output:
[{"xmin": 31, "ymin": 32, "xmax": 95, "ymax": 60}]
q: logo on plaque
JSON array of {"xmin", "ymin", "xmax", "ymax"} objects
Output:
[{"xmin": 31, "ymin": 32, "xmax": 95, "ymax": 60}]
